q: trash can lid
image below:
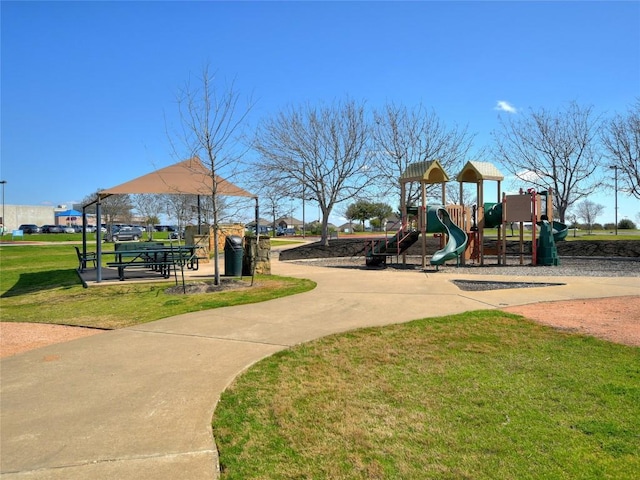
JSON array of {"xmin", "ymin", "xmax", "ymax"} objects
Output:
[{"xmin": 225, "ymin": 235, "xmax": 243, "ymax": 246}]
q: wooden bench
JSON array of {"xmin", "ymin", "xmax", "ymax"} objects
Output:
[{"xmin": 74, "ymin": 246, "xmax": 97, "ymax": 272}]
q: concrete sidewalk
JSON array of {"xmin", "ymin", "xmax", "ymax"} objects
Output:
[{"xmin": 1, "ymin": 258, "xmax": 638, "ymax": 479}]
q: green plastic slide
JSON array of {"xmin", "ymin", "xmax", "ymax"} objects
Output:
[
  {"xmin": 428, "ymin": 206, "xmax": 468, "ymax": 266},
  {"xmin": 483, "ymin": 202, "xmax": 503, "ymax": 229},
  {"xmin": 550, "ymin": 221, "xmax": 568, "ymax": 241},
  {"xmin": 485, "ymin": 202, "xmax": 568, "ymax": 242}
]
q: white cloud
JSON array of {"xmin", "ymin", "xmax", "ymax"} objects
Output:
[
  {"xmin": 495, "ymin": 100, "xmax": 517, "ymax": 114},
  {"xmin": 515, "ymin": 169, "xmax": 546, "ymax": 183}
]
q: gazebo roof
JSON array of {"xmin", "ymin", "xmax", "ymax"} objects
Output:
[
  {"xmin": 399, "ymin": 160, "xmax": 449, "ymax": 184},
  {"xmin": 98, "ymin": 156, "xmax": 255, "ymax": 199},
  {"xmin": 55, "ymin": 209, "xmax": 82, "ymax": 217},
  {"xmin": 456, "ymin": 161, "xmax": 504, "ymax": 183}
]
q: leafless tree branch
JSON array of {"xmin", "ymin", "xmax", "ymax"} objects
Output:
[
  {"xmin": 253, "ymin": 98, "xmax": 370, "ymax": 245},
  {"xmin": 492, "ymin": 101, "xmax": 604, "ymax": 222}
]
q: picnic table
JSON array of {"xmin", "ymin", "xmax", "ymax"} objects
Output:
[{"xmin": 105, "ymin": 243, "xmax": 200, "ymax": 281}]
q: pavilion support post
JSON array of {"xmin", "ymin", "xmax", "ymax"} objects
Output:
[
  {"xmin": 400, "ymin": 182, "xmax": 407, "ymax": 265},
  {"xmin": 81, "ymin": 206, "xmax": 88, "ymax": 258},
  {"xmin": 96, "ymin": 198, "xmax": 102, "ymax": 283}
]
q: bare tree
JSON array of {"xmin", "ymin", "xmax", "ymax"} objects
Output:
[
  {"xmin": 574, "ymin": 199, "xmax": 605, "ymax": 234},
  {"xmin": 602, "ymin": 99, "xmax": 640, "ymax": 199},
  {"xmin": 131, "ymin": 194, "xmax": 164, "ymax": 239},
  {"xmin": 253, "ymin": 98, "xmax": 370, "ymax": 246},
  {"xmin": 492, "ymin": 101, "xmax": 603, "ymax": 223},
  {"xmin": 371, "ymin": 102, "xmax": 475, "ymax": 207},
  {"xmin": 163, "ymin": 194, "xmax": 197, "ymax": 231},
  {"xmin": 250, "ymin": 184, "xmax": 288, "ymax": 236},
  {"xmin": 446, "ymin": 184, "xmax": 477, "ymax": 206},
  {"xmin": 172, "ymin": 65, "xmax": 254, "ymax": 284},
  {"xmin": 82, "ymin": 191, "xmax": 132, "ymax": 237}
]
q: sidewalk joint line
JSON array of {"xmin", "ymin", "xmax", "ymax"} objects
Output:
[
  {"xmin": 126, "ymin": 328, "xmax": 291, "ymax": 348},
  {"xmin": 2, "ymin": 449, "xmax": 218, "ymax": 476}
]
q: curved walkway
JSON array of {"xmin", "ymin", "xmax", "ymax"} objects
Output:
[{"xmin": 1, "ymin": 259, "xmax": 638, "ymax": 479}]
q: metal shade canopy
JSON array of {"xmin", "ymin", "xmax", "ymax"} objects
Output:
[
  {"xmin": 99, "ymin": 156, "xmax": 255, "ymax": 198},
  {"xmin": 81, "ymin": 156, "xmax": 257, "ymax": 283}
]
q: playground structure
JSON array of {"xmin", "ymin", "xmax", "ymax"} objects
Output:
[
  {"xmin": 484, "ymin": 188, "xmax": 568, "ymax": 266},
  {"xmin": 365, "ymin": 160, "xmax": 568, "ymax": 268}
]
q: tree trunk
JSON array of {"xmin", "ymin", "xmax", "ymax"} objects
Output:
[
  {"xmin": 213, "ymin": 225, "xmax": 220, "ymax": 285},
  {"xmin": 320, "ymin": 209, "xmax": 331, "ymax": 246}
]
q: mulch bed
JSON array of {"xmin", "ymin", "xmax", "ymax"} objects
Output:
[
  {"xmin": 279, "ymin": 237, "xmax": 640, "ymax": 261},
  {"xmin": 165, "ymin": 278, "xmax": 250, "ymax": 295}
]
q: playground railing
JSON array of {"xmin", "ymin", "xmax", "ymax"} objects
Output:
[{"xmin": 364, "ymin": 222, "xmax": 416, "ymax": 259}]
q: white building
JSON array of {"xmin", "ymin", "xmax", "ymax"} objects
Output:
[{"xmin": 1, "ymin": 205, "xmax": 55, "ymax": 232}]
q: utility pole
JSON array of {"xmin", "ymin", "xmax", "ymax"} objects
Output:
[{"xmin": 0, "ymin": 180, "xmax": 6, "ymax": 235}]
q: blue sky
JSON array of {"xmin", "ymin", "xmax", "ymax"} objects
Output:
[{"xmin": 2, "ymin": 1, "xmax": 639, "ymax": 225}]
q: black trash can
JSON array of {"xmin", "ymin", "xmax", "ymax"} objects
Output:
[{"xmin": 224, "ymin": 235, "xmax": 243, "ymax": 276}]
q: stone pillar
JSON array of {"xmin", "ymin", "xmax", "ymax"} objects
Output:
[
  {"xmin": 243, "ymin": 236, "xmax": 271, "ymax": 275},
  {"xmin": 184, "ymin": 226, "xmax": 210, "ymax": 263}
]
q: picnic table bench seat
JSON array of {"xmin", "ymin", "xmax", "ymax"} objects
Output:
[
  {"xmin": 106, "ymin": 260, "xmax": 176, "ymax": 280},
  {"xmin": 74, "ymin": 246, "xmax": 97, "ymax": 272}
]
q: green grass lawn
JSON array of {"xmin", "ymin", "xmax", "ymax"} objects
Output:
[
  {"xmin": 269, "ymin": 239, "xmax": 306, "ymax": 247},
  {"xmin": 0, "ymin": 231, "xmax": 183, "ymax": 243},
  {"xmin": 2, "ymin": 242, "xmax": 638, "ymax": 479},
  {"xmin": 565, "ymin": 233, "xmax": 640, "ymax": 241},
  {"xmin": 214, "ymin": 311, "xmax": 640, "ymax": 479},
  {"xmin": 0, "ymin": 244, "xmax": 315, "ymax": 329},
  {"xmin": 483, "ymin": 229, "xmax": 640, "ymax": 241}
]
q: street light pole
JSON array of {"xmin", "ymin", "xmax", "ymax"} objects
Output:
[
  {"xmin": 0, "ymin": 180, "xmax": 6, "ymax": 236},
  {"xmin": 609, "ymin": 166, "xmax": 618, "ymax": 236}
]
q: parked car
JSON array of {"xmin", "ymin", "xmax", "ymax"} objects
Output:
[
  {"xmin": 154, "ymin": 225, "xmax": 177, "ymax": 232},
  {"xmin": 62, "ymin": 225, "xmax": 76, "ymax": 234},
  {"xmin": 277, "ymin": 227, "xmax": 296, "ymax": 236},
  {"xmin": 18, "ymin": 224, "xmax": 40, "ymax": 234},
  {"xmin": 112, "ymin": 226, "xmax": 143, "ymax": 241},
  {"xmin": 41, "ymin": 225, "xmax": 63, "ymax": 233},
  {"xmin": 249, "ymin": 225, "xmax": 272, "ymax": 235}
]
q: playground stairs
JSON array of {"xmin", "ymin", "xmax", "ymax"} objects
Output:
[{"xmin": 365, "ymin": 229, "xmax": 420, "ymax": 267}]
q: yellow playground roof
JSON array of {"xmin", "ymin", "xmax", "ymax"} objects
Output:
[
  {"xmin": 400, "ymin": 159, "xmax": 449, "ymax": 184},
  {"xmin": 457, "ymin": 161, "xmax": 504, "ymax": 183}
]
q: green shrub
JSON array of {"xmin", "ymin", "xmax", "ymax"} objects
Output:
[{"xmin": 618, "ymin": 218, "xmax": 637, "ymax": 229}]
